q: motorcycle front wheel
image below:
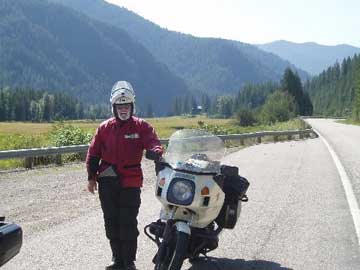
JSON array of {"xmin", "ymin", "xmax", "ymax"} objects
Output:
[{"xmin": 156, "ymin": 231, "xmax": 189, "ymax": 270}]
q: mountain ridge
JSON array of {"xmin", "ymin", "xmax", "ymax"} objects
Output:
[
  {"xmin": 50, "ymin": 0, "xmax": 309, "ymax": 93},
  {"xmin": 257, "ymin": 40, "xmax": 360, "ymax": 75},
  {"xmin": 0, "ymin": 0, "xmax": 189, "ymax": 115}
]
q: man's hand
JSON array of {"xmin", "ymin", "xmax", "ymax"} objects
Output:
[{"xmin": 87, "ymin": 178, "xmax": 98, "ymax": 194}]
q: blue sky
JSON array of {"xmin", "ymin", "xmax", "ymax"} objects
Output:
[{"xmin": 106, "ymin": 0, "xmax": 360, "ymax": 47}]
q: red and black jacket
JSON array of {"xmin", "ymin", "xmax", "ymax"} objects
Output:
[{"xmin": 86, "ymin": 116, "xmax": 163, "ymax": 188}]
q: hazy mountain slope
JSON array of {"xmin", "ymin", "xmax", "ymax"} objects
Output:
[
  {"xmin": 258, "ymin": 40, "xmax": 360, "ymax": 75},
  {"xmin": 233, "ymin": 42, "xmax": 309, "ymax": 80},
  {"xmin": 50, "ymin": 0, "xmax": 309, "ymax": 93},
  {"xmin": 0, "ymin": 0, "xmax": 188, "ymax": 115}
]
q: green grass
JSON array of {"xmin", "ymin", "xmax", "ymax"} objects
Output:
[
  {"xmin": 145, "ymin": 115, "xmax": 235, "ymax": 138},
  {"xmin": 0, "ymin": 133, "xmax": 48, "ymax": 149},
  {"xmin": 0, "ymin": 116, "xmax": 308, "ymax": 150},
  {"xmin": 339, "ymin": 119, "xmax": 360, "ymax": 126},
  {"xmin": 0, "ymin": 116, "xmax": 307, "ymax": 169},
  {"xmin": 0, "ymin": 133, "xmax": 50, "ymax": 169},
  {"xmin": 0, "ymin": 121, "xmax": 98, "ymax": 135},
  {"xmin": 146, "ymin": 116, "xmax": 308, "ymax": 137},
  {"xmin": 0, "ymin": 116, "xmax": 307, "ymax": 137}
]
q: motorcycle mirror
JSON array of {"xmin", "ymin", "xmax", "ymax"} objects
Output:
[{"xmin": 145, "ymin": 150, "xmax": 161, "ymax": 161}]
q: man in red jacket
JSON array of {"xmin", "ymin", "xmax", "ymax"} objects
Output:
[{"xmin": 86, "ymin": 81, "xmax": 163, "ymax": 270}]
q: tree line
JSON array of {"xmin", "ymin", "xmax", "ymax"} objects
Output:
[
  {"xmin": 304, "ymin": 54, "xmax": 360, "ymax": 117},
  {"xmin": 1, "ymin": 67, "xmax": 315, "ymax": 125},
  {"xmin": 0, "ymin": 87, "xmax": 109, "ymax": 122},
  {"xmin": 354, "ymin": 59, "xmax": 360, "ymax": 120},
  {"xmin": 167, "ymin": 68, "xmax": 313, "ymax": 125}
]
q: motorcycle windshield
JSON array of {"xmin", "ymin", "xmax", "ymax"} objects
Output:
[{"xmin": 164, "ymin": 129, "xmax": 225, "ymax": 174}]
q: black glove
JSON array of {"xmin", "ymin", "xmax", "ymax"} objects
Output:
[
  {"xmin": 88, "ymin": 156, "xmax": 100, "ymax": 181},
  {"xmin": 154, "ymin": 161, "xmax": 165, "ymax": 175},
  {"xmin": 146, "ymin": 150, "xmax": 161, "ymax": 161}
]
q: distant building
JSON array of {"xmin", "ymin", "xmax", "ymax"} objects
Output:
[{"xmin": 192, "ymin": 105, "xmax": 202, "ymax": 115}]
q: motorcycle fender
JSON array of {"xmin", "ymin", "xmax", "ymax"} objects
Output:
[{"xmin": 174, "ymin": 221, "xmax": 191, "ymax": 235}]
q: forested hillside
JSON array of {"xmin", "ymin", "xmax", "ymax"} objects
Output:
[
  {"xmin": 50, "ymin": 0, "xmax": 308, "ymax": 94},
  {"xmin": 234, "ymin": 82, "xmax": 279, "ymax": 110},
  {"xmin": 304, "ymin": 54, "xmax": 360, "ymax": 116},
  {"xmin": 232, "ymin": 42, "xmax": 309, "ymax": 81},
  {"xmin": 170, "ymin": 68, "xmax": 312, "ymax": 125},
  {"xmin": 354, "ymin": 63, "xmax": 360, "ymax": 120},
  {"xmin": 0, "ymin": 87, "xmax": 109, "ymax": 121},
  {"xmin": 0, "ymin": 0, "xmax": 188, "ymax": 115}
]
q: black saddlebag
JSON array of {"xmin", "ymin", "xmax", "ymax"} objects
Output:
[
  {"xmin": 215, "ymin": 167, "xmax": 250, "ymax": 229},
  {"xmin": 0, "ymin": 221, "xmax": 23, "ymax": 267}
]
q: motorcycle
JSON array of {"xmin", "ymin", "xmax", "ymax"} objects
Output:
[
  {"xmin": 145, "ymin": 129, "xmax": 249, "ymax": 270},
  {"xmin": 0, "ymin": 216, "xmax": 22, "ymax": 267}
]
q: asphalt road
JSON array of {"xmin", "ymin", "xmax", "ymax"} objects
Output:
[
  {"xmin": 1, "ymin": 119, "xmax": 360, "ymax": 270},
  {"xmin": 306, "ymin": 119, "xmax": 360, "ymax": 203}
]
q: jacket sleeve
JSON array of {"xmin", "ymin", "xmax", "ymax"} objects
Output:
[
  {"xmin": 141, "ymin": 121, "xmax": 163, "ymax": 155},
  {"xmin": 86, "ymin": 127, "xmax": 102, "ymax": 180}
]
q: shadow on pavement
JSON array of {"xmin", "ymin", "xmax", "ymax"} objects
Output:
[{"xmin": 185, "ymin": 256, "xmax": 293, "ymax": 270}]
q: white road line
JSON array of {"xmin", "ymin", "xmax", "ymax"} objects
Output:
[{"xmin": 314, "ymin": 128, "xmax": 360, "ymax": 247}]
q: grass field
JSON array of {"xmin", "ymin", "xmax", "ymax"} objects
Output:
[
  {"xmin": 340, "ymin": 119, "xmax": 360, "ymax": 126},
  {"xmin": 0, "ymin": 116, "xmax": 235, "ymax": 137},
  {"xmin": 0, "ymin": 116, "xmax": 307, "ymax": 138},
  {"xmin": 0, "ymin": 116, "xmax": 307, "ymax": 169},
  {"xmin": 0, "ymin": 121, "xmax": 97, "ymax": 135}
]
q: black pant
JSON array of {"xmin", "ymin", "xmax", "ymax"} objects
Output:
[{"xmin": 98, "ymin": 177, "xmax": 141, "ymax": 266}]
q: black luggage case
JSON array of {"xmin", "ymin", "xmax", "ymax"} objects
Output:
[
  {"xmin": 215, "ymin": 166, "xmax": 250, "ymax": 229},
  {"xmin": 0, "ymin": 221, "xmax": 23, "ymax": 267}
]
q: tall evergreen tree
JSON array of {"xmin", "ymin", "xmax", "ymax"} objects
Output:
[
  {"xmin": 281, "ymin": 68, "xmax": 313, "ymax": 116},
  {"xmin": 42, "ymin": 93, "xmax": 53, "ymax": 122},
  {"xmin": 172, "ymin": 97, "xmax": 182, "ymax": 116},
  {"xmin": 29, "ymin": 100, "xmax": 41, "ymax": 122},
  {"xmin": 182, "ymin": 94, "xmax": 192, "ymax": 115},
  {"xmin": 234, "ymin": 81, "xmax": 279, "ymax": 110},
  {"xmin": 0, "ymin": 90, "xmax": 6, "ymax": 121},
  {"xmin": 190, "ymin": 96, "xmax": 198, "ymax": 115},
  {"xmin": 216, "ymin": 96, "xmax": 233, "ymax": 118},
  {"xmin": 354, "ymin": 61, "xmax": 360, "ymax": 120},
  {"xmin": 305, "ymin": 54, "xmax": 359, "ymax": 116},
  {"xmin": 75, "ymin": 102, "xmax": 84, "ymax": 119},
  {"xmin": 200, "ymin": 94, "xmax": 211, "ymax": 113},
  {"xmin": 145, "ymin": 103, "xmax": 154, "ymax": 118}
]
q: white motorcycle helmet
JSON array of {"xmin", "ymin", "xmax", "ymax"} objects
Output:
[{"xmin": 110, "ymin": 81, "xmax": 136, "ymax": 120}]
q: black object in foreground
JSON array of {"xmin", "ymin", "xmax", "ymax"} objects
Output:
[
  {"xmin": 0, "ymin": 217, "xmax": 23, "ymax": 267},
  {"xmin": 145, "ymin": 150, "xmax": 161, "ymax": 162}
]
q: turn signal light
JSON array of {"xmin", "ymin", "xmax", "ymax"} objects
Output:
[
  {"xmin": 159, "ymin": 178, "xmax": 166, "ymax": 187},
  {"xmin": 201, "ymin": 186, "xmax": 210, "ymax": 196}
]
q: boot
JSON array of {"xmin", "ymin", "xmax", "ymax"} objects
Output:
[
  {"xmin": 107, "ymin": 240, "xmax": 124, "ymax": 270},
  {"xmin": 123, "ymin": 262, "xmax": 138, "ymax": 270},
  {"xmin": 105, "ymin": 260, "xmax": 124, "ymax": 270}
]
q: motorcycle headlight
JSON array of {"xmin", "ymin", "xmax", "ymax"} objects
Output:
[{"xmin": 167, "ymin": 178, "xmax": 195, "ymax": 206}]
